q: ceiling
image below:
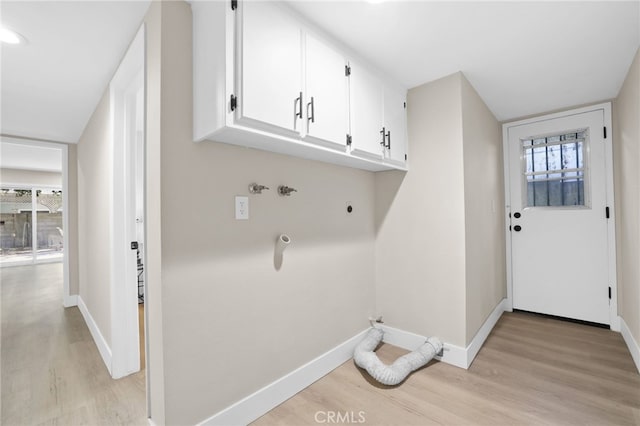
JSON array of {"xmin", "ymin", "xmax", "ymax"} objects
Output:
[
  {"xmin": 0, "ymin": 1, "xmax": 638, "ymax": 145},
  {"xmin": 288, "ymin": 1, "xmax": 640, "ymax": 121},
  {"xmin": 0, "ymin": 140, "xmax": 62, "ymax": 172},
  {"xmin": 0, "ymin": 0, "xmax": 150, "ymax": 144}
]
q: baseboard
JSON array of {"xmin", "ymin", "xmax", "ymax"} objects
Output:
[
  {"xmin": 198, "ymin": 329, "xmax": 370, "ymax": 426},
  {"xmin": 378, "ymin": 324, "xmax": 467, "ymax": 369},
  {"xmin": 380, "ymin": 298, "xmax": 508, "ymax": 369},
  {"xmin": 77, "ymin": 296, "xmax": 112, "ymax": 375},
  {"xmin": 620, "ymin": 316, "xmax": 640, "ymax": 374},
  {"xmin": 466, "ymin": 298, "xmax": 508, "ymax": 367},
  {"xmin": 63, "ymin": 294, "xmax": 78, "ymax": 308}
]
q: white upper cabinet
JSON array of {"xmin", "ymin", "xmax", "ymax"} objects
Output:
[
  {"xmin": 349, "ymin": 61, "xmax": 384, "ymax": 160},
  {"xmin": 191, "ymin": 0, "xmax": 407, "ymax": 172},
  {"xmin": 239, "ymin": 1, "xmax": 302, "ymax": 137},
  {"xmin": 383, "ymin": 86, "xmax": 407, "ymax": 166},
  {"xmin": 303, "ymin": 33, "xmax": 349, "ymax": 150}
]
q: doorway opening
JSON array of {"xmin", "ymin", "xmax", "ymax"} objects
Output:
[
  {"xmin": 0, "ymin": 186, "xmax": 64, "ymax": 265},
  {"xmin": 0, "ymin": 139, "xmax": 72, "ymax": 306}
]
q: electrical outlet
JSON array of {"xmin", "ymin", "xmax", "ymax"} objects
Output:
[{"xmin": 235, "ymin": 196, "xmax": 249, "ymax": 220}]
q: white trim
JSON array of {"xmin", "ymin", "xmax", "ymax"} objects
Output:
[
  {"xmin": 109, "ymin": 26, "xmax": 145, "ymax": 380},
  {"xmin": 380, "ymin": 298, "xmax": 508, "ymax": 369},
  {"xmin": 502, "ymin": 124, "xmax": 514, "ymax": 312},
  {"xmin": 465, "ymin": 298, "xmax": 508, "ymax": 366},
  {"xmin": 61, "ymin": 143, "xmax": 71, "ymax": 310},
  {"xmin": 502, "ymin": 102, "xmax": 617, "ymax": 327},
  {"xmin": 601, "ymin": 104, "xmax": 619, "ymax": 331},
  {"xmin": 199, "ymin": 300, "xmax": 509, "ymax": 425},
  {"xmin": 64, "ymin": 294, "xmax": 78, "ymax": 308},
  {"xmin": 77, "ymin": 296, "xmax": 112, "ymax": 375},
  {"xmin": 198, "ymin": 330, "xmax": 370, "ymax": 426},
  {"xmin": 620, "ymin": 316, "xmax": 640, "ymax": 374},
  {"xmin": 378, "ymin": 324, "xmax": 467, "ymax": 369}
]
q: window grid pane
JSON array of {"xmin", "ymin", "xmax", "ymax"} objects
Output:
[{"xmin": 522, "ymin": 130, "xmax": 586, "ymax": 207}]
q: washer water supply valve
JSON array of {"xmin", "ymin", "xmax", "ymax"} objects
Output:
[
  {"xmin": 278, "ymin": 185, "xmax": 297, "ymax": 196},
  {"xmin": 248, "ymin": 183, "xmax": 269, "ymax": 194}
]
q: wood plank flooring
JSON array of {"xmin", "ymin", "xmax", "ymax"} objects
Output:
[
  {"xmin": 254, "ymin": 312, "xmax": 640, "ymax": 425},
  {"xmin": 1, "ymin": 263, "xmax": 146, "ymax": 425}
]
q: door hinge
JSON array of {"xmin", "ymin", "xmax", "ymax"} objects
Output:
[
  {"xmin": 606, "ymin": 206, "xmax": 610, "ymax": 219},
  {"xmin": 404, "ymin": 154, "xmax": 407, "ymax": 161},
  {"xmin": 231, "ymin": 0, "xmax": 237, "ymax": 10},
  {"xmin": 230, "ymin": 94, "xmax": 237, "ymax": 111},
  {"xmin": 608, "ymin": 286, "xmax": 612, "ymax": 300},
  {"xmin": 346, "ymin": 134, "xmax": 352, "ymax": 146},
  {"xmin": 603, "ymin": 126, "xmax": 607, "ymax": 139},
  {"xmin": 403, "ymin": 102, "xmax": 406, "ymax": 109},
  {"xmin": 345, "ymin": 65, "xmax": 351, "ymax": 76},
  {"xmin": 131, "ymin": 241, "xmax": 139, "ymax": 250}
]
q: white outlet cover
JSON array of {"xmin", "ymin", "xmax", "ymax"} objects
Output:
[{"xmin": 235, "ymin": 196, "xmax": 249, "ymax": 220}]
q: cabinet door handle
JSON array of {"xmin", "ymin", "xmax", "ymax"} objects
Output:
[
  {"xmin": 386, "ymin": 130, "xmax": 391, "ymax": 149},
  {"xmin": 380, "ymin": 127, "xmax": 386, "ymax": 146},
  {"xmin": 294, "ymin": 92, "xmax": 303, "ymax": 120},
  {"xmin": 307, "ymin": 96, "xmax": 315, "ymax": 124}
]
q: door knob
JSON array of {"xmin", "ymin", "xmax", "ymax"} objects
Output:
[{"xmin": 514, "ymin": 225, "xmax": 522, "ymax": 232}]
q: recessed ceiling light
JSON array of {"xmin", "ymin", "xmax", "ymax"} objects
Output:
[{"xmin": 0, "ymin": 27, "xmax": 27, "ymax": 45}]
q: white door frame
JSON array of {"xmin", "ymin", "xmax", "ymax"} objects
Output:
[
  {"xmin": 0, "ymin": 137, "xmax": 72, "ymax": 306},
  {"xmin": 502, "ymin": 102, "xmax": 619, "ymax": 331},
  {"xmin": 110, "ymin": 26, "xmax": 145, "ymax": 379}
]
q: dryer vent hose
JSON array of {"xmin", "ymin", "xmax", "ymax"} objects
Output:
[{"xmin": 354, "ymin": 328, "xmax": 442, "ymax": 386}]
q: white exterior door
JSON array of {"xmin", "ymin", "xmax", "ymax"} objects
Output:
[
  {"xmin": 303, "ymin": 33, "xmax": 349, "ymax": 150},
  {"xmin": 239, "ymin": 1, "xmax": 302, "ymax": 136},
  {"xmin": 505, "ymin": 107, "xmax": 614, "ymax": 325}
]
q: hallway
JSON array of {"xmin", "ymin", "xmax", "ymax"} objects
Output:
[{"xmin": 1, "ymin": 263, "xmax": 146, "ymax": 425}]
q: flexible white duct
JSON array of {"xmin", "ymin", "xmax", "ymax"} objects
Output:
[{"xmin": 354, "ymin": 328, "xmax": 443, "ymax": 386}]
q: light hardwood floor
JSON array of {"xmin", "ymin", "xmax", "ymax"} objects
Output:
[
  {"xmin": 254, "ymin": 312, "xmax": 640, "ymax": 425},
  {"xmin": 1, "ymin": 263, "xmax": 146, "ymax": 425}
]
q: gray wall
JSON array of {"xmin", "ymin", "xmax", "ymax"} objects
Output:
[
  {"xmin": 375, "ymin": 72, "xmax": 505, "ymax": 348},
  {"xmin": 0, "ymin": 168, "xmax": 61, "ymax": 187},
  {"xmin": 73, "ymin": 2, "xmax": 516, "ymax": 423},
  {"xmin": 461, "ymin": 76, "xmax": 506, "ymax": 343},
  {"xmin": 614, "ymin": 47, "xmax": 640, "ymax": 344},
  {"xmin": 375, "ymin": 73, "xmax": 467, "ymax": 346},
  {"xmin": 77, "ymin": 89, "xmax": 113, "ymax": 347},
  {"xmin": 155, "ymin": 3, "xmax": 375, "ymax": 423}
]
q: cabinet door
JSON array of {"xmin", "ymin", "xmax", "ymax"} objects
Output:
[
  {"xmin": 240, "ymin": 2, "xmax": 302, "ymax": 136},
  {"xmin": 349, "ymin": 61, "xmax": 384, "ymax": 160},
  {"xmin": 303, "ymin": 33, "xmax": 349, "ymax": 150},
  {"xmin": 383, "ymin": 87, "xmax": 407, "ymax": 165}
]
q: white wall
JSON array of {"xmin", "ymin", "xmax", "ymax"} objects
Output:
[
  {"xmin": 614, "ymin": 47, "xmax": 640, "ymax": 344},
  {"xmin": 461, "ymin": 76, "xmax": 506, "ymax": 343},
  {"xmin": 375, "ymin": 73, "xmax": 467, "ymax": 347}
]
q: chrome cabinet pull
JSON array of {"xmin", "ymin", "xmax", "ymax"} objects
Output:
[{"xmin": 307, "ymin": 96, "xmax": 315, "ymax": 124}]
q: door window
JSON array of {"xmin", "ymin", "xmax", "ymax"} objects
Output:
[{"xmin": 522, "ymin": 130, "xmax": 588, "ymax": 207}]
